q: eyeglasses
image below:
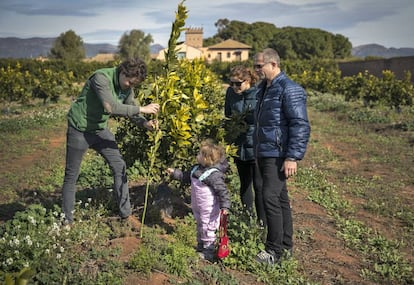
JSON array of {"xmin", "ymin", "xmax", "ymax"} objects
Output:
[
  {"xmin": 254, "ymin": 62, "xmax": 271, "ymax": 69},
  {"xmin": 230, "ymin": 80, "xmax": 245, "ymax": 87}
]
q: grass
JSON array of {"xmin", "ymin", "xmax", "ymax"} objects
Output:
[
  {"xmin": 1, "ymin": 93, "xmax": 414, "ymax": 284},
  {"xmin": 0, "ymin": 101, "xmax": 69, "ymax": 201}
]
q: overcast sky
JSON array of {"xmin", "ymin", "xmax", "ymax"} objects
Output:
[{"xmin": 0, "ymin": 0, "xmax": 413, "ymax": 49}]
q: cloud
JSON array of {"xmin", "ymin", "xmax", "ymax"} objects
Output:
[{"xmin": 0, "ymin": 0, "xmax": 413, "ymax": 47}]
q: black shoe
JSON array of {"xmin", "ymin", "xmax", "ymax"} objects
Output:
[
  {"xmin": 195, "ymin": 242, "xmax": 203, "ymax": 252},
  {"xmin": 199, "ymin": 244, "xmax": 216, "ymax": 262},
  {"xmin": 199, "ymin": 248, "xmax": 216, "ymax": 262}
]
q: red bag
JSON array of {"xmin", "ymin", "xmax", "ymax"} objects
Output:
[{"xmin": 217, "ymin": 210, "xmax": 230, "ymax": 259}]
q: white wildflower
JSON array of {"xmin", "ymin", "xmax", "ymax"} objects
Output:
[
  {"xmin": 24, "ymin": 235, "xmax": 33, "ymax": 246},
  {"xmin": 28, "ymin": 216, "xmax": 36, "ymax": 225},
  {"xmin": 13, "ymin": 238, "xmax": 20, "ymax": 246},
  {"xmin": 6, "ymin": 258, "xmax": 13, "ymax": 265}
]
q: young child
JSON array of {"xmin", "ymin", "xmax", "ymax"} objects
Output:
[{"xmin": 167, "ymin": 139, "xmax": 231, "ymax": 261}]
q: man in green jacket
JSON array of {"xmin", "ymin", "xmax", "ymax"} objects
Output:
[{"xmin": 62, "ymin": 58, "xmax": 159, "ymax": 229}]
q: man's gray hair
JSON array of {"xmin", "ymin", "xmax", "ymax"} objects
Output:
[{"xmin": 263, "ymin": 48, "xmax": 280, "ymax": 66}]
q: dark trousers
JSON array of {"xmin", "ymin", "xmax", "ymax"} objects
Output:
[
  {"xmin": 235, "ymin": 158, "xmax": 266, "ymax": 225},
  {"xmin": 257, "ymin": 157, "xmax": 293, "ymax": 257},
  {"xmin": 62, "ymin": 124, "xmax": 131, "ymax": 222}
]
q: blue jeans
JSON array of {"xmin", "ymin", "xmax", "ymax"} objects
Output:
[
  {"xmin": 62, "ymin": 124, "xmax": 131, "ymax": 222},
  {"xmin": 257, "ymin": 157, "xmax": 293, "ymax": 257}
]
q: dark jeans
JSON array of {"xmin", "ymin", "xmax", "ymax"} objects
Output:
[
  {"xmin": 257, "ymin": 157, "xmax": 293, "ymax": 257},
  {"xmin": 62, "ymin": 124, "xmax": 131, "ymax": 223},
  {"xmin": 235, "ymin": 158, "xmax": 266, "ymax": 225}
]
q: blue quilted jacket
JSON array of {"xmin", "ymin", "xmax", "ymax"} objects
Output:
[{"xmin": 254, "ymin": 71, "xmax": 310, "ymax": 160}]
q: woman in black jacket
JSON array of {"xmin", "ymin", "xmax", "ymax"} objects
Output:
[{"xmin": 224, "ymin": 65, "xmax": 265, "ymax": 226}]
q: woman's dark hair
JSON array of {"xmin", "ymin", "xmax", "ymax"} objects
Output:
[
  {"xmin": 230, "ymin": 65, "xmax": 259, "ymax": 85},
  {"xmin": 119, "ymin": 58, "xmax": 147, "ymax": 81}
]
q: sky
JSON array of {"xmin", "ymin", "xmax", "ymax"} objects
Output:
[{"xmin": 0, "ymin": 0, "xmax": 413, "ymax": 49}]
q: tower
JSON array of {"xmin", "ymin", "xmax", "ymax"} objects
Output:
[{"xmin": 185, "ymin": 27, "xmax": 203, "ymax": 48}]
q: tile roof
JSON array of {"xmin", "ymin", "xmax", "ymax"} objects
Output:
[{"xmin": 208, "ymin": 39, "xmax": 251, "ymax": 49}]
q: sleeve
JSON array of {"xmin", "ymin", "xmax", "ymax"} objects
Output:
[
  {"xmin": 284, "ymin": 84, "xmax": 311, "ymax": 160},
  {"xmin": 224, "ymin": 87, "xmax": 232, "ymax": 118},
  {"xmin": 171, "ymin": 169, "xmax": 192, "ymax": 185},
  {"xmin": 124, "ymin": 90, "xmax": 148, "ymax": 127},
  {"xmin": 205, "ymin": 171, "xmax": 231, "ymax": 210},
  {"xmin": 216, "ymin": 158, "xmax": 230, "ymax": 173},
  {"xmin": 91, "ymin": 73, "xmax": 140, "ymax": 117}
]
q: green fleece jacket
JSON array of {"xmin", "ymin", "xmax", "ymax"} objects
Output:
[{"xmin": 68, "ymin": 67, "xmax": 145, "ymax": 133}]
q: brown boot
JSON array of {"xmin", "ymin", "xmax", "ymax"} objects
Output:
[{"xmin": 122, "ymin": 215, "xmax": 141, "ymax": 232}]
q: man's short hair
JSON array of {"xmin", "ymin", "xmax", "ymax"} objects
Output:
[{"xmin": 119, "ymin": 58, "xmax": 147, "ymax": 81}]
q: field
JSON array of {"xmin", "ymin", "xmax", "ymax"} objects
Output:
[{"xmin": 0, "ymin": 93, "xmax": 413, "ymax": 284}]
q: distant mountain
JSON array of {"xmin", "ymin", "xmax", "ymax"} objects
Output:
[
  {"xmin": 0, "ymin": 37, "xmax": 55, "ymax": 58},
  {"xmin": 0, "ymin": 37, "xmax": 163, "ymax": 59},
  {"xmin": 351, "ymin": 44, "xmax": 414, "ymax": 58},
  {"xmin": 1, "ymin": 37, "xmax": 413, "ymax": 60},
  {"xmin": 150, "ymin": 44, "xmax": 164, "ymax": 55}
]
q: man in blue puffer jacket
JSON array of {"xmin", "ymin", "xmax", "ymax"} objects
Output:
[{"xmin": 253, "ymin": 48, "xmax": 310, "ymax": 265}]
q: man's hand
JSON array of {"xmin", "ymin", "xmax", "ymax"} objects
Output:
[
  {"xmin": 166, "ymin": 168, "xmax": 175, "ymax": 176},
  {"xmin": 284, "ymin": 160, "xmax": 297, "ymax": 179},
  {"xmin": 144, "ymin": 119, "xmax": 158, "ymax": 131},
  {"xmin": 140, "ymin": 103, "xmax": 160, "ymax": 114}
]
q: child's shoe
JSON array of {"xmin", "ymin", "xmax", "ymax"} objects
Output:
[
  {"xmin": 199, "ymin": 245, "xmax": 216, "ymax": 262},
  {"xmin": 195, "ymin": 242, "xmax": 203, "ymax": 252}
]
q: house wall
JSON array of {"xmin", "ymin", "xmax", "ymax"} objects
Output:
[
  {"xmin": 155, "ymin": 44, "xmax": 203, "ymax": 61},
  {"xmin": 204, "ymin": 49, "xmax": 250, "ymax": 63}
]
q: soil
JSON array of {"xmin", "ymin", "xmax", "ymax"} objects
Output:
[{"xmin": 1, "ymin": 109, "xmax": 413, "ymax": 285}]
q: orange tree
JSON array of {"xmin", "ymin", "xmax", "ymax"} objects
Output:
[{"xmin": 115, "ymin": 1, "xmax": 227, "ymax": 184}]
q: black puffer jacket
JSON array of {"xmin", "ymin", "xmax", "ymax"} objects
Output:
[{"xmin": 224, "ymin": 86, "xmax": 258, "ymax": 161}]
